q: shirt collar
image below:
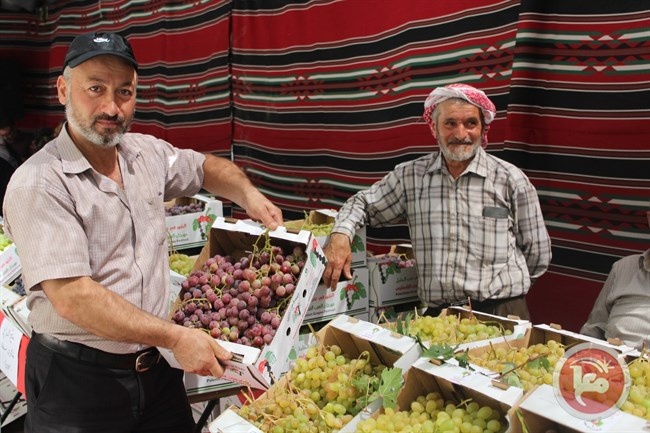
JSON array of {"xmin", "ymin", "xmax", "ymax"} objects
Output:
[
  {"xmin": 642, "ymin": 249, "xmax": 650, "ymax": 272},
  {"xmin": 430, "ymin": 146, "xmax": 488, "ymax": 177},
  {"xmin": 56, "ymin": 123, "xmax": 141, "ymax": 175}
]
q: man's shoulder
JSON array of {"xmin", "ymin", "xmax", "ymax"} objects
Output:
[
  {"xmin": 394, "ymin": 152, "xmax": 438, "ymax": 172},
  {"xmin": 483, "ymin": 152, "xmax": 530, "ymax": 181}
]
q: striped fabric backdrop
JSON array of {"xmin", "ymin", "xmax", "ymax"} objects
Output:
[{"xmin": 0, "ymin": 0, "xmax": 648, "ymax": 330}]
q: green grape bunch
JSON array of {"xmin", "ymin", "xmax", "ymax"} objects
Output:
[
  {"xmin": 355, "ymin": 395, "xmax": 507, "ymax": 433},
  {"xmin": 621, "ymin": 356, "xmax": 650, "ymax": 420},
  {"xmin": 169, "ymin": 253, "xmax": 194, "ymax": 276},
  {"xmin": 469, "ymin": 340, "xmax": 565, "ymax": 391},
  {"xmin": 238, "ymin": 344, "xmax": 400, "ymax": 433},
  {"xmin": 0, "ymin": 231, "xmax": 13, "ymax": 252},
  {"xmin": 396, "ymin": 313, "xmax": 512, "ymax": 347}
]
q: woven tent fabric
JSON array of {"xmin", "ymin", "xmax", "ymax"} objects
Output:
[
  {"xmin": 229, "ymin": 0, "xmax": 520, "ymax": 243},
  {"xmin": 0, "ymin": 0, "xmax": 233, "ymax": 155},
  {"xmin": 503, "ymin": 0, "xmax": 650, "ymax": 328},
  {"xmin": 0, "ymin": 0, "xmax": 648, "ymax": 331}
]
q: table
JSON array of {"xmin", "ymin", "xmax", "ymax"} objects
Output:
[{"xmin": 188, "ymin": 387, "xmax": 246, "ymax": 433}]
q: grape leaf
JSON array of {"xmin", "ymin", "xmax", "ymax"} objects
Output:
[
  {"xmin": 454, "ymin": 350, "xmax": 474, "ymax": 370},
  {"xmin": 377, "ymin": 367, "xmax": 403, "ymax": 409},
  {"xmin": 503, "ymin": 371, "xmax": 523, "ymax": 388},
  {"xmin": 351, "ymin": 234, "xmax": 365, "ymax": 252},
  {"xmin": 527, "ymin": 357, "xmax": 550, "ymax": 371},
  {"xmin": 422, "ymin": 343, "xmax": 459, "ymax": 361}
]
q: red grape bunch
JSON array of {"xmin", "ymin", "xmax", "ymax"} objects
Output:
[
  {"xmin": 165, "ymin": 201, "xmax": 205, "ymax": 216},
  {"xmin": 171, "ymin": 237, "xmax": 307, "ymax": 349}
]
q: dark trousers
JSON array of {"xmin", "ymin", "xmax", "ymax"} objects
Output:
[
  {"xmin": 424, "ymin": 295, "xmax": 530, "ymax": 320},
  {"xmin": 25, "ymin": 337, "xmax": 196, "ymax": 433}
]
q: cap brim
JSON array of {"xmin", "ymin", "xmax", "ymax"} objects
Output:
[{"xmin": 66, "ymin": 51, "xmax": 138, "ymax": 70}]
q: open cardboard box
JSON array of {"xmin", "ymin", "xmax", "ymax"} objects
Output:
[
  {"xmin": 165, "ymin": 193, "xmax": 223, "ymax": 251},
  {"xmin": 367, "ymin": 244, "xmax": 419, "ymax": 307},
  {"xmin": 468, "ymin": 323, "xmax": 637, "ymax": 360},
  {"xmin": 209, "ymin": 314, "xmax": 420, "ymax": 433},
  {"xmin": 284, "ymin": 209, "xmax": 367, "ymax": 268},
  {"xmin": 343, "ymin": 356, "xmax": 522, "ymax": 433},
  {"xmin": 382, "ymin": 305, "xmax": 530, "ymax": 353},
  {"xmin": 159, "ymin": 217, "xmax": 326, "ymax": 394},
  {"xmin": 508, "ymin": 383, "xmax": 648, "ymax": 433}
]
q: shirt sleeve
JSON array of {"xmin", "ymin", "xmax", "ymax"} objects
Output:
[
  {"xmin": 333, "ymin": 168, "xmax": 406, "ymax": 239},
  {"xmin": 4, "ymin": 184, "xmax": 91, "ymax": 291},
  {"xmin": 513, "ymin": 180, "xmax": 552, "ymax": 283},
  {"xmin": 580, "ymin": 264, "xmax": 617, "ymax": 340}
]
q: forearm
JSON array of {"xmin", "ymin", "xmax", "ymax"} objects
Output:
[
  {"xmin": 42, "ymin": 277, "xmax": 182, "ymax": 350},
  {"xmin": 201, "ymin": 154, "xmax": 258, "ymax": 207}
]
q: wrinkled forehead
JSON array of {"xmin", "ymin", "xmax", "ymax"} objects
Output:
[{"xmin": 437, "ymin": 98, "xmax": 482, "ymax": 119}]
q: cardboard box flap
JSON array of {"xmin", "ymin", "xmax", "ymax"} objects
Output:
[
  {"xmin": 209, "ymin": 407, "xmax": 263, "ymax": 433},
  {"xmin": 513, "ymin": 384, "xmax": 648, "ymax": 433},
  {"xmin": 158, "ymin": 340, "xmax": 268, "ymax": 390},
  {"xmin": 533, "ymin": 324, "xmax": 637, "ymax": 354},
  {"xmin": 193, "ymin": 217, "xmax": 314, "ymax": 273},
  {"xmin": 317, "ymin": 315, "xmax": 419, "ymax": 369}
]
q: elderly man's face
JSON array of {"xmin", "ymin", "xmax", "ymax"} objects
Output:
[{"xmin": 430, "ymin": 100, "xmax": 483, "ymax": 162}]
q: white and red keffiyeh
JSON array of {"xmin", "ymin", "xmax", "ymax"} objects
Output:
[{"xmin": 422, "ymin": 83, "xmax": 496, "ymax": 148}]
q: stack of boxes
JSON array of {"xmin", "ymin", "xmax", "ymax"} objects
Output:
[
  {"xmin": 212, "ymin": 311, "xmax": 647, "ymax": 433},
  {"xmin": 285, "ymin": 209, "xmax": 370, "ymax": 327}
]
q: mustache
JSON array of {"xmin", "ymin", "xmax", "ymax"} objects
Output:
[
  {"xmin": 447, "ymin": 138, "xmax": 473, "ymax": 145},
  {"xmin": 94, "ymin": 114, "xmax": 124, "ymax": 124}
]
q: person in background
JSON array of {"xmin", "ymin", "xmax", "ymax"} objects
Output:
[
  {"xmin": 580, "ymin": 205, "xmax": 650, "ymax": 350},
  {"xmin": 2, "ymin": 31, "xmax": 283, "ymax": 433},
  {"xmin": 323, "ymin": 83, "xmax": 552, "ymax": 320},
  {"xmin": 0, "ymin": 117, "xmax": 20, "ymax": 217}
]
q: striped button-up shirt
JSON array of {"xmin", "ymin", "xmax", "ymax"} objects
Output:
[
  {"xmin": 333, "ymin": 147, "xmax": 552, "ymax": 307},
  {"xmin": 580, "ymin": 250, "xmax": 650, "ymax": 350},
  {"xmin": 3, "ymin": 126, "xmax": 205, "ymax": 353}
]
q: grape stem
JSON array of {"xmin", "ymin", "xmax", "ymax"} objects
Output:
[{"xmin": 493, "ymin": 353, "xmax": 546, "ymax": 379}]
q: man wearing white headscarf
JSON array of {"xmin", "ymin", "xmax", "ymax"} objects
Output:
[{"xmin": 323, "ymin": 83, "xmax": 552, "ymax": 319}]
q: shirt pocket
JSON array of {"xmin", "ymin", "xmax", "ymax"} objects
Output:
[{"xmin": 468, "ymin": 213, "xmax": 510, "ymax": 265}]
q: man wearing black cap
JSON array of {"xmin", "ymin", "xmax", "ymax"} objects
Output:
[{"xmin": 2, "ymin": 32, "xmax": 284, "ymax": 433}]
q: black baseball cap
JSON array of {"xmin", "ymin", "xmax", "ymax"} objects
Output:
[{"xmin": 63, "ymin": 32, "xmax": 138, "ymax": 71}]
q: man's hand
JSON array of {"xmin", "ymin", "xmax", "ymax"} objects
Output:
[
  {"xmin": 243, "ymin": 189, "xmax": 284, "ymax": 231},
  {"xmin": 322, "ymin": 232, "xmax": 353, "ymax": 290},
  {"xmin": 172, "ymin": 328, "xmax": 232, "ymax": 377}
]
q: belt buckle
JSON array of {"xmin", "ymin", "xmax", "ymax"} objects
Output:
[{"xmin": 135, "ymin": 351, "xmax": 159, "ymax": 373}]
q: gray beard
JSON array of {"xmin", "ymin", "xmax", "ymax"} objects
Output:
[{"xmin": 65, "ymin": 103, "xmax": 127, "ymax": 148}]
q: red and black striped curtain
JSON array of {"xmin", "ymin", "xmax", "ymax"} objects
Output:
[{"xmin": 1, "ymin": 0, "xmax": 648, "ymax": 330}]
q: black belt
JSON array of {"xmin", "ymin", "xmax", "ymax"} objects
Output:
[
  {"xmin": 31, "ymin": 332, "xmax": 161, "ymax": 373},
  {"xmin": 424, "ymin": 294, "xmax": 525, "ymax": 317}
]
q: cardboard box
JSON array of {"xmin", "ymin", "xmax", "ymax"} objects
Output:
[
  {"xmin": 0, "ymin": 311, "xmax": 28, "ymax": 395},
  {"xmin": 285, "ymin": 209, "xmax": 367, "ymax": 268},
  {"xmin": 159, "ymin": 217, "xmax": 326, "ymax": 394},
  {"xmin": 0, "ymin": 243, "xmax": 21, "ymax": 287},
  {"xmin": 341, "ymin": 356, "xmax": 522, "ymax": 433},
  {"xmin": 383, "ymin": 306, "xmax": 530, "ymax": 352},
  {"xmin": 465, "ymin": 323, "xmax": 635, "ymax": 397},
  {"xmin": 468, "ymin": 324, "xmax": 637, "ymax": 359},
  {"xmin": 304, "ymin": 267, "xmax": 369, "ymax": 325},
  {"xmin": 367, "ymin": 244, "xmax": 419, "ymax": 307},
  {"xmin": 165, "ymin": 194, "xmax": 223, "ymax": 251},
  {"xmin": 369, "ymin": 300, "xmax": 423, "ymax": 324},
  {"xmin": 508, "ymin": 384, "xmax": 647, "ymax": 433},
  {"xmin": 209, "ymin": 314, "xmax": 420, "ymax": 433}
]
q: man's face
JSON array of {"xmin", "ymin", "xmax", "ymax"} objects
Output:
[
  {"xmin": 430, "ymin": 100, "xmax": 483, "ymax": 162},
  {"xmin": 57, "ymin": 55, "xmax": 137, "ymax": 148}
]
